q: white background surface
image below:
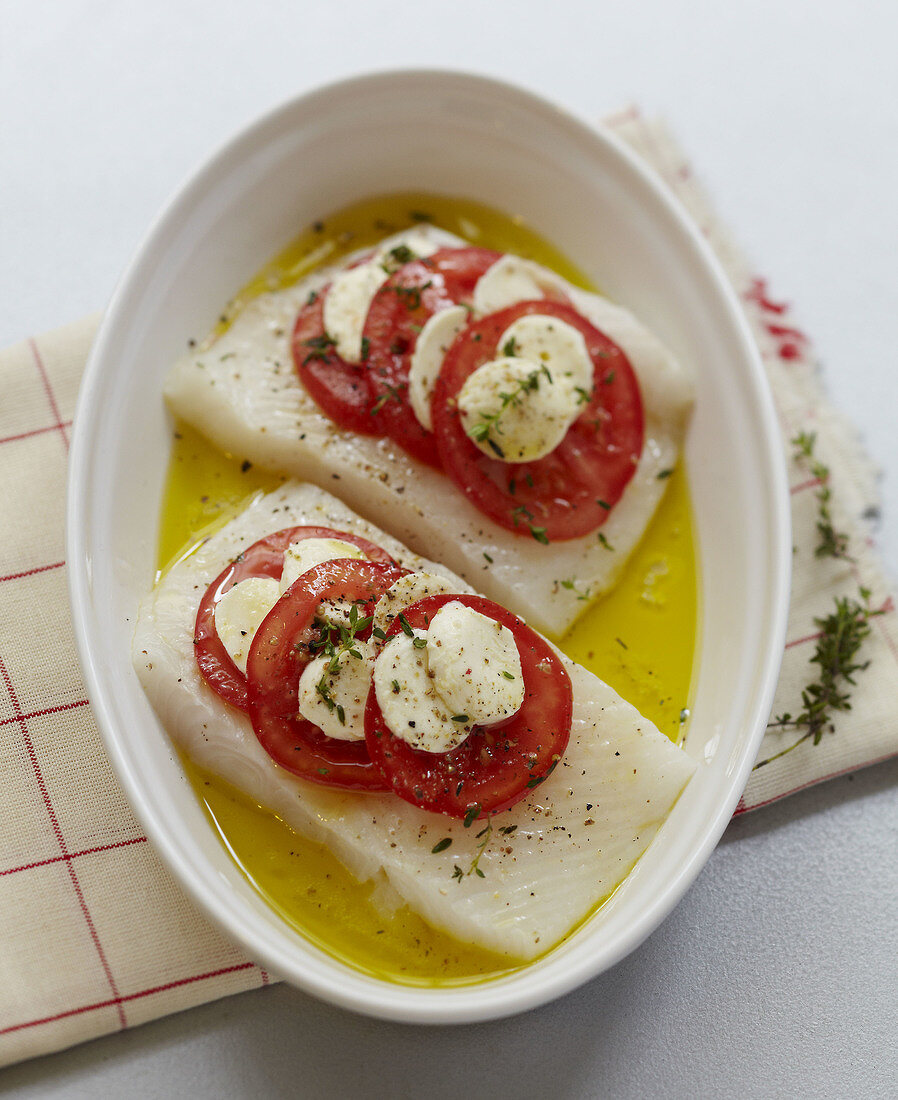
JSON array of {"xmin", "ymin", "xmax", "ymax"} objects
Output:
[{"xmin": 2, "ymin": 1, "xmax": 897, "ymax": 1096}]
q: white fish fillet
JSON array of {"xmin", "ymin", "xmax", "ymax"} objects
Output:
[
  {"xmin": 163, "ymin": 227, "xmax": 694, "ymax": 637},
  {"xmin": 133, "ymin": 483, "xmax": 696, "ymax": 960}
]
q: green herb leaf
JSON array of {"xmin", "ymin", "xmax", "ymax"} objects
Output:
[
  {"xmin": 431, "ymin": 837, "xmax": 452, "ymax": 854},
  {"xmin": 463, "ymin": 804, "xmax": 481, "ymax": 828}
]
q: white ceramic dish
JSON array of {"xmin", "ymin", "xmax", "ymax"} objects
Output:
[{"xmin": 67, "ymin": 70, "xmax": 790, "ymax": 1023}]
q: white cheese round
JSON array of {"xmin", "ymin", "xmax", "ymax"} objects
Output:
[
  {"xmin": 324, "ymin": 262, "xmax": 390, "ymax": 364},
  {"xmin": 323, "ymin": 231, "xmax": 442, "ymax": 365},
  {"xmin": 372, "ymin": 571, "xmax": 462, "ymax": 639},
  {"xmin": 280, "ymin": 537, "xmax": 366, "ymax": 593},
  {"xmin": 213, "ymin": 576, "xmax": 280, "ymax": 675},
  {"xmin": 372, "ymin": 631, "xmax": 473, "ymax": 754},
  {"xmin": 500, "ymin": 314, "xmax": 593, "ymax": 393},
  {"xmin": 457, "ymin": 313, "xmax": 593, "ymax": 463},
  {"xmin": 407, "ymin": 305, "xmax": 469, "ymax": 431},
  {"xmin": 425, "ymin": 601, "xmax": 524, "ymax": 726},
  {"xmin": 473, "ymin": 254, "xmax": 568, "ymax": 316},
  {"xmin": 296, "ymin": 639, "xmax": 376, "ymax": 741}
]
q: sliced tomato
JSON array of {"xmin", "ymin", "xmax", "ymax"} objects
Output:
[
  {"xmin": 431, "ymin": 300, "xmax": 644, "ymax": 542},
  {"xmin": 364, "ymin": 593, "xmax": 573, "ymax": 817},
  {"xmin": 291, "ymin": 287, "xmax": 378, "ymax": 435},
  {"xmin": 194, "ymin": 526, "xmax": 397, "ymax": 712},
  {"xmin": 362, "ymin": 247, "xmax": 502, "ymax": 466},
  {"xmin": 246, "ymin": 558, "xmax": 406, "ymax": 790}
]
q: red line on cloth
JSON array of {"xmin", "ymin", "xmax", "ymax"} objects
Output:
[
  {"xmin": 735, "ymin": 749, "xmax": 898, "ymax": 815},
  {"xmin": 0, "ymin": 656, "xmax": 127, "ymax": 1031},
  {"xmin": 602, "ymin": 105, "xmax": 641, "ymax": 128},
  {"xmin": 0, "ymin": 836, "xmax": 148, "ymax": 878},
  {"xmin": 744, "ymin": 278, "xmax": 789, "ymax": 315},
  {"xmin": 784, "ymin": 599, "xmax": 893, "ymax": 652},
  {"xmin": 0, "ymin": 561, "xmax": 65, "ymax": 584},
  {"xmin": 0, "ymin": 420, "xmax": 73, "ymax": 447},
  {"xmin": 849, "ymin": 564, "xmax": 898, "ymax": 666},
  {"xmin": 28, "ymin": 339, "xmax": 69, "ymax": 450},
  {"xmin": 0, "ymin": 962, "xmax": 260, "ymax": 1037},
  {"xmin": 790, "ymin": 477, "xmax": 823, "ymax": 496},
  {"xmin": 0, "ymin": 698, "xmax": 89, "ymax": 729},
  {"xmin": 259, "ymin": 969, "xmax": 270, "ymax": 986}
]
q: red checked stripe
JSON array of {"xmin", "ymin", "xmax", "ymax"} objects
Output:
[
  {"xmin": 0, "ymin": 420, "xmax": 73, "ymax": 448},
  {"xmin": 0, "ymin": 962, "xmax": 265, "ymax": 1037},
  {"xmin": 0, "ymin": 836, "xmax": 148, "ymax": 878},
  {"xmin": 29, "ymin": 339, "xmax": 69, "ymax": 450},
  {"xmin": 790, "ymin": 477, "xmax": 823, "ymax": 496},
  {"xmin": 0, "ymin": 561, "xmax": 65, "ymax": 585},
  {"xmin": 0, "ymin": 698, "xmax": 89, "ymax": 729},
  {"xmin": 0, "ymin": 656, "xmax": 127, "ymax": 1030}
]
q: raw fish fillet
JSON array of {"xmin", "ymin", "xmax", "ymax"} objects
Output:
[
  {"xmin": 133, "ymin": 483, "xmax": 696, "ymax": 959},
  {"xmin": 164, "ymin": 229, "xmax": 693, "ymax": 636}
]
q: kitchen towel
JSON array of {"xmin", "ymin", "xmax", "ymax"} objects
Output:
[{"xmin": 1, "ymin": 109, "xmax": 895, "ymax": 1067}]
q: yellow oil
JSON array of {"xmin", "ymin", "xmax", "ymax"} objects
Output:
[{"xmin": 157, "ymin": 192, "xmax": 698, "ymax": 986}]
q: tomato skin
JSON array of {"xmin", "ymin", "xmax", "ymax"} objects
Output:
[
  {"xmin": 246, "ymin": 558, "xmax": 407, "ymax": 790},
  {"xmin": 292, "ymin": 288, "xmax": 379, "ymax": 434},
  {"xmin": 194, "ymin": 526, "xmax": 397, "ymax": 713},
  {"xmin": 364, "ymin": 594, "xmax": 573, "ymax": 818},
  {"xmin": 431, "ymin": 300, "xmax": 645, "ymax": 542},
  {"xmin": 363, "ymin": 247, "xmax": 501, "ymax": 466}
]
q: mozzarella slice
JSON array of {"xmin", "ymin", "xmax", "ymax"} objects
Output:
[
  {"xmin": 323, "ymin": 232, "xmax": 443, "ymax": 365},
  {"xmin": 213, "ymin": 577, "xmax": 280, "ymax": 675},
  {"xmin": 473, "ymin": 254, "xmax": 568, "ymax": 316},
  {"xmin": 426, "ymin": 601, "xmax": 523, "ymax": 725},
  {"xmin": 499, "ymin": 314, "xmax": 593, "ymax": 393},
  {"xmin": 372, "ymin": 571, "xmax": 462, "ymax": 638},
  {"xmin": 379, "ymin": 229, "xmax": 441, "ymax": 267},
  {"xmin": 297, "ymin": 640, "xmax": 376, "ymax": 741},
  {"xmin": 457, "ymin": 313, "xmax": 594, "ymax": 463},
  {"xmin": 407, "ymin": 305, "xmax": 469, "ymax": 431},
  {"xmin": 280, "ymin": 537, "xmax": 366, "ymax": 593},
  {"xmin": 372, "ymin": 630, "xmax": 473, "ymax": 753},
  {"xmin": 457, "ymin": 356, "xmax": 572, "ymax": 462},
  {"xmin": 324, "ymin": 263, "xmax": 389, "ymax": 364}
]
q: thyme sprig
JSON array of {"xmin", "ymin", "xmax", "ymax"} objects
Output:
[
  {"xmin": 452, "ymin": 807, "xmax": 493, "ymax": 881},
  {"xmin": 792, "ymin": 431, "xmax": 851, "ymax": 561},
  {"xmin": 310, "ymin": 601, "xmax": 372, "ymax": 725},
  {"xmin": 466, "ymin": 364, "xmax": 553, "ymax": 457},
  {"xmin": 757, "ymin": 588, "xmax": 883, "ymax": 768}
]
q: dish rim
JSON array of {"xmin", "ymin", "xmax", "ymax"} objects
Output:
[{"xmin": 66, "ymin": 67, "xmax": 791, "ymax": 1023}]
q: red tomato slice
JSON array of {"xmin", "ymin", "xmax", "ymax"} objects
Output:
[
  {"xmin": 364, "ymin": 593, "xmax": 573, "ymax": 818},
  {"xmin": 362, "ymin": 247, "xmax": 502, "ymax": 466},
  {"xmin": 246, "ymin": 558, "xmax": 406, "ymax": 790},
  {"xmin": 291, "ymin": 287, "xmax": 378, "ymax": 435},
  {"xmin": 431, "ymin": 300, "xmax": 644, "ymax": 542},
  {"xmin": 194, "ymin": 526, "xmax": 397, "ymax": 713}
]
